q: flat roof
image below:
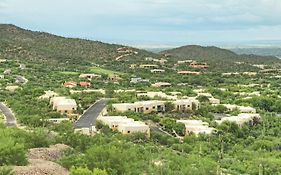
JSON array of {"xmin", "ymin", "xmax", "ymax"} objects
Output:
[{"xmin": 57, "ymin": 99, "xmax": 77, "ymax": 106}]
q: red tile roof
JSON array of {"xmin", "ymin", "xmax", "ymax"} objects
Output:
[{"xmin": 80, "ymin": 82, "xmax": 91, "ymax": 87}]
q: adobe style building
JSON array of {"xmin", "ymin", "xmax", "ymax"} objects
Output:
[
  {"xmin": 150, "ymin": 69, "xmax": 165, "ymax": 73},
  {"xmin": 139, "ymin": 64, "xmax": 159, "ymax": 69},
  {"xmin": 130, "ymin": 77, "xmax": 149, "ymax": 84},
  {"xmin": 216, "ymin": 113, "xmax": 260, "ymax": 126},
  {"xmin": 215, "ymin": 104, "xmax": 256, "ymax": 113},
  {"xmin": 112, "ymin": 100, "xmax": 166, "ymax": 114},
  {"xmin": 118, "ymin": 121, "xmax": 150, "ymax": 135},
  {"xmin": 177, "ymin": 120, "xmax": 215, "ymax": 136},
  {"xmin": 98, "ymin": 116, "xmax": 150, "ymax": 136},
  {"xmin": 79, "ymin": 81, "xmax": 91, "ymax": 87},
  {"xmin": 190, "ymin": 61, "xmax": 209, "ymax": 69},
  {"xmin": 174, "ymin": 99, "xmax": 200, "ymax": 111},
  {"xmin": 79, "ymin": 73, "xmax": 101, "ymax": 79},
  {"xmin": 137, "ymin": 91, "xmax": 178, "ymax": 100},
  {"xmin": 151, "ymin": 82, "xmax": 171, "ymax": 88},
  {"xmin": 177, "ymin": 71, "xmax": 201, "ymax": 75},
  {"xmin": 39, "ymin": 90, "xmax": 58, "ymax": 100},
  {"xmin": 112, "ymin": 98, "xmax": 200, "ymax": 114},
  {"xmin": 108, "ymin": 74, "xmax": 122, "ymax": 82},
  {"xmin": 64, "ymin": 81, "xmax": 77, "ymax": 88},
  {"xmin": 50, "ymin": 96, "xmax": 77, "ymax": 114}
]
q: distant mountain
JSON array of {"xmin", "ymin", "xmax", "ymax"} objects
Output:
[
  {"xmin": 160, "ymin": 45, "xmax": 237, "ymax": 61},
  {"xmin": 231, "ymin": 47, "xmax": 281, "ymax": 57},
  {"xmin": 160, "ymin": 45, "xmax": 281, "ymax": 62},
  {"xmin": 161, "ymin": 45, "xmax": 281, "ymax": 71}
]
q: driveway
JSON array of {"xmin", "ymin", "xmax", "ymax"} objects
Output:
[
  {"xmin": 0, "ymin": 102, "xmax": 17, "ymax": 127},
  {"xmin": 74, "ymin": 99, "xmax": 107, "ymax": 129}
]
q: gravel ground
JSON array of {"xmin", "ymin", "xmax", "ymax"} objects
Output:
[
  {"xmin": 14, "ymin": 144, "xmax": 71, "ymax": 175},
  {"xmin": 14, "ymin": 159, "xmax": 69, "ymax": 175}
]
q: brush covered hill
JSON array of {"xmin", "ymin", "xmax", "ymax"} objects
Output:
[
  {"xmin": 161, "ymin": 45, "xmax": 281, "ymax": 72},
  {"xmin": 0, "ymin": 24, "xmax": 155, "ymax": 65},
  {"xmin": 1, "ymin": 24, "xmax": 280, "ymax": 73}
]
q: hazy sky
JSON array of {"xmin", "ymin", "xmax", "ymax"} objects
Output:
[{"xmin": 1, "ymin": 0, "xmax": 281, "ymax": 46}]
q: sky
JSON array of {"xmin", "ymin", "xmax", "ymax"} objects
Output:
[{"xmin": 1, "ymin": 0, "xmax": 281, "ymax": 47}]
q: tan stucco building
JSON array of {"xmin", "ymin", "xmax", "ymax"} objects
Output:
[
  {"xmin": 174, "ymin": 99, "xmax": 200, "ymax": 111},
  {"xmin": 98, "ymin": 116, "xmax": 150, "ymax": 136},
  {"xmin": 139, "ymin": 64, "xmax": 159, "ymax": 69},
  {"xmin": 112, "ymin": 98, "xmax": 200, "ymax": 114},
  {"xmin": 216, "ymin": 113, "xmax": 260, "ymax": 126},
  {"xmin": 51, "ymin": 97, "xmax": 77, "ymax": 114},
  {"xmin": 177, "ymin": 120, "xmax": 215, "ymax": 136},
  {"xmin": 112, "ymin": 100, "xmax": 166, "ymax": 114}
]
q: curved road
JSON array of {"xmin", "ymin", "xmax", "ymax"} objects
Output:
[
  {"xmin": 74, "ymin": 99, "xmax": 107, "ymax": 129},
  {"xmin": 0, "ymin": 102, "xmax": 17, "ymax": 127}
]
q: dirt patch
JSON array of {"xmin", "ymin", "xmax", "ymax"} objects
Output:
[
  {"xmin": 14, "ymin": 159, "xmax": 69, "ymax": 175},
  {"xmin": 14, "ymin": 144, "xmax": 71, "ymax": 175},
  {"xmin": 27, "ymin": 144, "xmax": 71, "ymax": 161}
]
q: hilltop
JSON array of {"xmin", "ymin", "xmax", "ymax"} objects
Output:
[
  {"xmin": 161, "ymin": 45, "xmax": 281, "ymax": 71},
  {"xmin": 0, "ymin": 24, "xmax": 154, "ymax": 64},
  {"xmin": 161, "ymin": 45, "xmax": 237, "ymax": 60},
  {"xmin": 231, "ymin": 47, "xmax": 281, "ymax": 57}
]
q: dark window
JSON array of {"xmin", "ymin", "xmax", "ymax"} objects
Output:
[
  {"xmin": 146, "ymin": 107, "xmax": 149, "ymax": 110},
  {"xmin": 127, "ymin": 131, "xmax": 130, "ymax": 133}
]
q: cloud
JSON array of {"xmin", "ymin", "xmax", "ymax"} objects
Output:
[
  {"xmin": 0, "ymin": 0, "xmax": 7, "ymax": 9},
  {"xmin": 260, "ymin": 0, "xmax": 281, "ymax": 11},
  {"xmin": 0, "ymin": 0, "xmax": 281, "ymax": 44}
]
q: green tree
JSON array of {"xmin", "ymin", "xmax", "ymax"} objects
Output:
[
  {"xmin": 0, "ymin": 166, "xmax": 14, "ymax": 175},
  {"xmin": 25, "ymin": 128, "xmax": 50, "ymax": 148},
  {"xmin": 70, "ymin": 167, "xmax": 93, "ymax": 175},
  {"xmin": 93, "ymin": 168, "xmax": 108, "ymax": 175},
  {"xmin": 164, "ymin": 102, "xmax": 175, "ymax": 112},
  {"xmin": 212, "ymin": 105, "xmax": 227, "ymax": 113},
  {"xmin": 70, "ymin": 167, "xmax": 108, "ymax": 175},
  {"xmin": 0, "ymin": 137, "xmax": 27, "ymax": 166},
  {"xmin": 197, "ymin": 95, "xmax": 210, "ymax": 103}
]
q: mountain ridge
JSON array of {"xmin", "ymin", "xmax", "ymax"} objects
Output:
[
  {"xmin": 160, "ymin": 44, "xmax": 281, "ymax": 65},
  {"xmin": 1, "ymin": 24, "xmax": 280, "ymax": 72}
]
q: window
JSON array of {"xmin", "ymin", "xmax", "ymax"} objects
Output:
[
  {"xmin": 146, "ymin": 107, "xmax": 149, "ymax": 110},
  {"xmin": 152, "ymin": 106, "xmax": 155, "ymax": 109},
  {"xmin": 127, "ymin": 131, "xmax": 130, "ymax": 133}
]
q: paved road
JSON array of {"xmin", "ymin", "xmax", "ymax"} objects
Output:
[
  {"xmin": 74, "ymin": 99, "xmax": 107, "ymax": 129},
  {"xmin": 0, "ymin": 102, "xmax": 17, "ymax": 127}
]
